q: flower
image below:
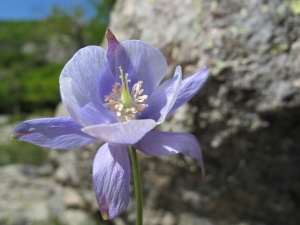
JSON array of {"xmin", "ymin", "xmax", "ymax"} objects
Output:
[{"xmin": 11, "ymin": 29, "xmax": 210, "ymax": 220}]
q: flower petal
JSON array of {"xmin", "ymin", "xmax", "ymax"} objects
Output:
[
  {"xmin": 106, "ymin": 29, "xmax": 120, "ymax": 61},
  {"xmin": 101, "ymin": 31, "xmax": 168, "ymax": 101},
  {"xmin": 93, "ymin": 143, "xmax": 130, "ymax": 220},
  {"xmin": 60, "ymin": 77, "xmax": 117, "ymax": 126},
  {"xmin": 105, "ymin": 30, "xmax": 168, "ymax": 96},
  {"xmin": 140, "ymin": 66, "xmax": 182, "ymax": 124},
  {"xmin": 60, "ymin": 46, "xmax": 108, "ymax": 104},
  {"xmin": 168, "ymin": 65, "xmax": 210, "ymax": 115},
  {"xmin": 106, "ymin": 29, "xmax": 132, "ymax": 80},
  {"xmin": 82, "ymin": 119, "xmax": 156, "ymax": 145},
  {"xmin": 121, "ymin": 40, "xmax": 168, "ymax": 96},
  {"xmin": 10, "ymin": 117, "xmax": 97, "ymax": 149},
  {"xmin": 98, "ymin": 30, "xmax": 134, "ymax": 101},
  {"xmin": 135, "ymin": 131, "xmax": 205, "ymax": 177}
]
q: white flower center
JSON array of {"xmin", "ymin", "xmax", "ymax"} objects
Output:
[{"xmin": 103, "ymin": 67, "xmax": 148, "ymax": 121}]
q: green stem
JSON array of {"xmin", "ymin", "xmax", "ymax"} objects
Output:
[{"xmin": 129, "ymin": 146, "xmax": 143, "ymax": 225}]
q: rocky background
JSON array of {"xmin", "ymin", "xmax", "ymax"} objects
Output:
[
  {"xmin": 1, "ymin": 0, "xmax": 300, "ymax": 225},
  {"xmin": 109, "ymin": 1, "xmax": 300, "ymax": 224}
]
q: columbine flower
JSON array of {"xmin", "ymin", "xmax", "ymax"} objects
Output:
[{"xmin": 11, "ymin": 29, "xmax": 210, "ymax": 220}]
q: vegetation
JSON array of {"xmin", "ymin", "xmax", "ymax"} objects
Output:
[
  {"xmin": 0, "ymin": 0, "xmax": 115, "ymax": 166},
  {"xmin": 0, "ymin": 0, "xmax": 115, "ymax": 114}
]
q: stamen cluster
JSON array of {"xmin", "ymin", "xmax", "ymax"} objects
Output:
[{"xmin": 104, "ymin": 74, "xmax": 148, "ymax": 121}]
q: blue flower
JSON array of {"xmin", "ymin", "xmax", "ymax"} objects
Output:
[{"xmin": 11, "ymin": 30, "xmax": 209, "ymax": 220}]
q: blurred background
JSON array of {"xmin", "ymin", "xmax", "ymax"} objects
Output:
[
  {"xmin": 0, "ymin": 0, "xmax": 114, "ymax": 165},
  {"xmin": 1, "ymin": 0, "xmax": 300, "ymax": 225}
]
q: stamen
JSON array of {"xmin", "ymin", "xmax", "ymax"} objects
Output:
[{"xmin": 103, "ymin": 68, "xmax": 148, "ymax": 122}]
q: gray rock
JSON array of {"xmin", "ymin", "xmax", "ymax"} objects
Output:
[
  {"xmin": 0, "ymin": 164, "xmax": 55, "ymax": 224},
  {"xmin": 0, "ymin": 115, "xmax": 9, "ymax": 125},
  {"xmin": 178, "ymin": 214, "xmax": 215, "ymax": 225},
  {"xmin": 47, "ymin": 1, "xmax": 300, "ymax": 225},
  {"xmin": 0, "ymin": 122, "xmax": 18, "ymax": 144},
  {"xmin": 0, "ymin": 164, "xmax": 97, "ymax": 225},
  {"xmin": 106, "ymin": 0, "xmax": 300, "ymax": 225},
  {"xmin": 161, "ymin": 212, "xmax": 176, "ymax": 225}
]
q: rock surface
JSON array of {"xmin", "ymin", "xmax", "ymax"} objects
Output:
[
  {"xmin": 48, "ymin": 1, "xmax": 300, "ymax": 224},
  {"xmin": 107, "ymin": 0, "xmax": 300, "ymax": 225},
  {"xmin": 0, "ymin": 164, "xmax": 98, "ymax": 225},
  {"xmin": 2, "ymin": 1, "xmax": 300, "ymax": 225}
]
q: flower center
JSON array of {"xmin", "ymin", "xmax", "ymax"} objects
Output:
[{"xmin": 103, "ymin": 67, "xmax": 148, "ymax": 121}]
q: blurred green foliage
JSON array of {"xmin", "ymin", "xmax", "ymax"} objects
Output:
[
  {"xmin": 0, "ymin": 0, "xmax": 116, "ymax": 114},
  {"xmin": 0, "ymin": 0, "xmax": 115, "ymax": 167},
  {"xmin": 0, "ymin": 20, "xmax": 63, "ymax": 113}
]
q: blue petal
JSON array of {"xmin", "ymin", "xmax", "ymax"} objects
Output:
[
  {"xmin": 10, "ymin": 117, "xmax": 97, "ymax": 149},
  {"xmin": 60, "ymin": 46, "xmax": 118, "ymax": 126},
  {"xmin": 82, "ymin": 119, "xmax": 156, "ymax": 146},
  {"xmin": 140, "ymin": 66, "xmax": 182, "ymax": 124},
  {"xmin": 100, "ymin": 32, "xmax": 168, "ymax": 102},
  {"xmin": 103, "ymin": 31, "xmax": 168, "ymax": 97},
  {"xmin": 168, "ymin": 66, "xmax": 210, "ymax": 115},
  {"xmin": 98, "ymin": 30, "xmax": 134, "ymax": 100},
  {"xmin": 121, "ymin": 40, "xmax": 168, "ymax": 96},
  {"xmin": 135, "ymin": 131, "xmax": 205, "ymax": 177},
  {"xmin": 106, "ymin": 29, "xmax": 120, "ymax": 62},
  {"xmin": 60, "ymin": 46, "xmax": 107, "ymax": 104},
  {"xmin": 105, "ymin": 30, "xmax": 134, "ymax": 80},
  {"xmin": 98, "ymin": 62, "xmax": 130, "ymax": 103},
  {"xmin": 93, "ymin": 143, "xmax": 130, "ymax": 220},
  {"xmin": 60, "ymin": 77, "xmax": 117, "ymax": 126}
]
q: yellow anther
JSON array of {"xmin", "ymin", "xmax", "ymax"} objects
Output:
[{"xmin": 103, "ymin": 67, "xmax": 148, "ymax": 121}]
